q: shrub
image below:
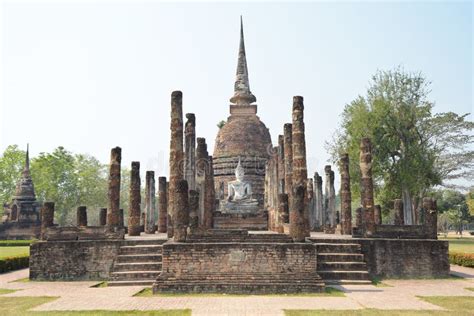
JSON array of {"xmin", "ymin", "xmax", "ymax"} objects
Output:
[
  {"xmin": 449, "ymin": 252, "xmax": 474, "ymax": 268},
  {"xmin": 0, "ymin": 256, "xmax": 29, "ymax": 273}
]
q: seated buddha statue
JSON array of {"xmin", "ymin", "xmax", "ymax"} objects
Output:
[{"xmin": 223, "ymin": 159, "xmax": 258, "ymax": 213}]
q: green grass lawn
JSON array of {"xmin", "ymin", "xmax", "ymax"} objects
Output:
[
  {"xmin": 285, "ymin": 296, "xmax": 474, "ymax": 316},
  {"xmin": 0, "ymin": 246, "xmax": 29, "ymax": 259},
  {"xmin": 135, "ymin": 287, "xmax": 344, "ymax": 297},
  {"xmin": 0, "ymin": 296, "xmax": 191, "ymax": 316},
  {"xmin": 0, "ymin": 240, "xmax": 33, "ymax": 247},
  {"xmin": 440, "ymin": 237, "xmax": 474, "ymax": 254}
]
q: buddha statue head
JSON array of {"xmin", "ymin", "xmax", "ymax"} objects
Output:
[{"xmin": 235, "ymin": 158, "xmax": 245, "ymax": 182}]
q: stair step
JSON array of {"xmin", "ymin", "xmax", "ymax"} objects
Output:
[
  {"xmin": 315, "ymin": 243, "xmax": 361, "ymax": 253},
  {"xmin": 325, "ymin": 279, "xmax": 373, "ymax": 285},
  {"xmin": 116, "ymin": 254, "xmax": 162, "ymax": 263},
  {"xmin": 108, "ymin": 280, "xmax": 156, "ymax": 287},
  {"xmin": 110, "ymin": 270, "xmax": 161, "ymax": 280},
  {"xmin": 318, "ymin": 262, "xmax": 367, "ymax": 271},
  {"xmin": 121, "ymin": 239, "xmax": 166, "ymax": 246},
  {"xmin": 113, "ymin": 262, "xmax": 162, "ymax": 272},
  {"xmin": 119, "ymin": 245, "xmax": 163, "ymax": 255},
  {"xmin": 318, "ymin": 270, "xmax": 370, "ymax": 280},
  {"xmin": 317, "ymin": 253, "xmax": 364, "ymax": 262}
]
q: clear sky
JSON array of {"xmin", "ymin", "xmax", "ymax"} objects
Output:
[{"xmin": 1, "ymin": 1, "xmax": 472, "ymax": 183}]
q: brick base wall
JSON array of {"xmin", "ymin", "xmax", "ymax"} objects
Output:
[
  {"xmin": 29, "ymin": 240, "xmax": 123, "ymax": 280},
  {"xmin": 359, "ymin": 239, "xmax": 449, "ymax": 278}
]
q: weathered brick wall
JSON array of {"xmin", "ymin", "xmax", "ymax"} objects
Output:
[
  {"xmin": 30, "ymin": 240, "xmax": 123, "ymax": 280},
  {"xmin": 161, "ymin": 242, "xmax": 316, "ymax": 276},
  {"xmin": 359, "ymin": 239, "xmax": 449, "ymax": 278},
  {"xmin": 0, "ymin": 222, "xmax": 41, "ymax": 239}
]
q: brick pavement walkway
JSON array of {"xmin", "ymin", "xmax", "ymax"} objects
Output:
[{"xmin": 0, "ymin": 265, "xmax": 473, "ymax": 315}]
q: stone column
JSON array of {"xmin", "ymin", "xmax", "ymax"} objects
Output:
[
  {"xmin": 203, "ymin": 156, "xmax": 215, "ymax": 229},
  {"xmin": 41, "ymin": 202, "xmax": 54, "ymax": 240},
  {"xmin": 76, "ymin": 206, "xmax": 87, "ymax": 227},
  {"xmin": 423, "ymin": 197, "xmax": 438, "ymax": 239},
  {"xmin": 145, "ymin": 171, "xmax": 156, "ymax": 234},
  {"xmin": 314, "ymin": 173, "xmax": 323, "ymax": 229},
  {"xmin": 196, "ymin": 137, "xmax": 209, "ymax": 228},
  {"xmin": 355, "ymin": 207, "xmax": 363, "ymax": 228},
  {"xmin": 168, "ymin": 91, "xmax": 184, "ymax": 238},
  {"xmin": 340, "ymin": 154, "xmax": 352, "ymax": 235},
  {"xmin": 128, "ymin": 161, "xmax": 141, "ymax": 236},
  {"xmin": 158, "ymin": 177, "xmax": 168, "ymax": 233},
  {"xmin": 360, "ymin": 137, "xmax": 375, "ymax": 237},
  {"xmin": 290, "ymin": 185, "xmax": 306, "ymax": 242},
  {"xmin": 277, "ymin": 135, "xmax": 285, "ymax": 194},
  {"xmin": 119, "ymin": 209, "xmax": 124, "ymax": 228},
  {"xmin": 188, "ymin": 190, "xmax": 199, "ymax": 232},
  {"xmin": 278, "ymin": 193, "xmax": 289, "ymax": 225},
  {"xmin": 174, "ymin": 180, "xmax": 189, "ymax": 242},
  {"xmin": 99, "ymin": 208, "xmax": 107, "ymax": 226},
  {"xmin": 166, "ymin": 181, "xmax": 172, "ymax": 238},
  {"xmin": 307, "ymin": 178, "xmax": 315, "ymax": 230},
  {"xmin": 107, "ymin": 147, "xmax": 121, "ymax": 228},
  {"xmin": 291, "ymin": 96, "xmax": 309, "ymax": 237},
  {"xmin": 324, "ymin": 165, "xmax": 334, "ymax": 227},
  {"xmin": 394, "ymin": 199, "xmax": 404, "ymax": 225},
  {"xmin": 374, "ymin": 205, "xmax": 382, "ymax": 225},
  {"xmin": 283, "ymin": 123, "xmax": 293, "ymax": 198},
  {"xmin": 184, "ymin": 113, "xmax": 196, "ymax": 190}
]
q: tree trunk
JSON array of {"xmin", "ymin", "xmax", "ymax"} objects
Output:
[{"xmin": 402, "ymin": 187, "xmax": 413, "ymax": 225}]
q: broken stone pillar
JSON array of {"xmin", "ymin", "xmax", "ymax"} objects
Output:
[
  {"xmin": 158, "ymin": 177, "xmax": 168, "ymax": 233},
  {"xmin": 278, "ymin": 193, "xmax": 289, "ymax": 225},
  {"xmin": 76, "ymin": 206, "xmax": 87, "ymax": 227},
  {"xmin": 307, "ymin": 178, "xmax": 315, "ymax": 230},
  {"xmin": 291, "ymin": 96, "xmax": 310, "ymax": 237},
  {"xmin": 196, "ymin": 137, "xmax": 209, "ymax": 228},
  {"xmin": 355, "ymin": 207, "xmax": 363, "ymax": 228},
  {"xmin": 374, "ymin": 205, "xmax": 382, "ymax": 225},
  {"xmin": 203, "ymin": 156, "xmax": 215, "ymax": 229},
  {"xmin": 107, "ymin": 147, "xmax": 121, "ymax": 228},
  {"xmin": 324, "ymin": 165, "xmax": 336, "ymax": 228},
  {"xmin": 283, "ymin": 123, "xmax": 293, "ymax": 198},
  {"xmin": 174, "ymin": 180, "xmax": 189, "ymax": 242},
  {"xmin": 277, "ymin": 135, "xmax": 285, "ymax": 194},
  {"xmin": 41, "ymin": 202, "xmax": 55, "ymax": 240},
  {"xmin": 423, "ymin": 197, "xmax": 438, "ymax": 239},
  {"xmin": 290, "ymin": 185, "xmax": 306, "ymax": 242},
  {"xmin": 145, "ymin": 171, "xmax": 156, "ymax": 234},
  {"xmin": 314, "ymin": 173, "xmax": 323, "ymax": 229},
  {"xmin": 168, "ymin": 91, "xmax": 184, "ymax": 238},
  {"xmin": 188, "ymin": 190, "xmax": 199, "ymax": 232},
  {"xmin": 394, "ymin": 199, "xmax": 404, "ymax": 225},
  {"xmin": 99, "ymin": 208, "xmax": 107, "ymax": 226},
  {"xmin": 360, "ymin": 137, "xmax": 375, "ymax": 237},
  {"xmin": 340, "ymin": 154, "xmax": 352, "ymax": 235},
  {"xmin": 128, "ymin": 161, "xmax": 141, "ymax": 236},
  {"xmin": 119, "ymin": 209, "xmax": 124, "ymax": 228},
  {"xmin": 184, "ymin": 113, "xmax": 196, "ymax": 191}
]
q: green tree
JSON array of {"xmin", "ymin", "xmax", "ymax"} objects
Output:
[
  {"xmin": 31, "ymin": 147, "xmax": 79, "ymax": 225},
  {"xmin": 328, "ymin": 67, "xmax": 473, "ymax": 224},
  {"xmin": 0, "ymin": 145, "xmax": 26, "ymax": 216}
]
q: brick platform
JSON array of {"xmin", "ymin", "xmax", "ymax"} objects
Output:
[{"xmin": 153, "ymin": 236, "xmax": 325, "ymax": 294}]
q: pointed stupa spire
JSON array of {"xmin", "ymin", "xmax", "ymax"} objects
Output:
[
  {"xmin": 230, "ymin": 16, "xmax": 256, "ymax": 105},
  {"xmin": 14, "ymin": 144, "xmax": 35, "ymax": 200}
]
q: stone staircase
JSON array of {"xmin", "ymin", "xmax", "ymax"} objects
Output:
[
  {"xmin": 312, "ymin": 240, "xmax": 371, "ymax": 285},
  {"xmin": 108, "ymin": 239, "xmax": 165, "ymax": 287}
]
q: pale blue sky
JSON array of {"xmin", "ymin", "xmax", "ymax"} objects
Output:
[{"xmin": 1, "ymin": 1, "xmax": 472, "ymax": 182}]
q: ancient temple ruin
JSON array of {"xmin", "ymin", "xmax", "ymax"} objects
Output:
[
  {"xmin": 29, "ymin": 18, "xmax": 449, "ymax": 294},
  {"xmin": 1, "ymin": 145, "xmax": 42, "ymax": 239}
]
